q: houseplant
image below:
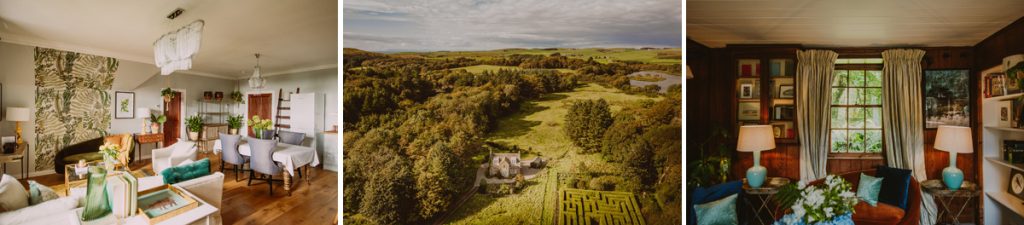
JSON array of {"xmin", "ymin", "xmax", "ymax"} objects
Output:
[
  {"xmin": 248, "ymin": 115, "xmax": 273, "ymax": 139},
  {"xmin": 150, "ymin": 113, "xmax": 167, "ymax": 134},
  {"xmin": 161, "ymin": 88, "xmax": 175, "ymax": 102},
  {"xmin": 230, "ymin": 91, "xmax": 244, "ymax": 103},
  {"xmin": 773, "ymin": 175, "xmax": 859, "ymax": 225},
  {"xmin": 98, "ymin": 143, "xmax": 121, "ymax": 171},
  {"xmin": 227, "ymin": 115, "xmax": 244, "ymax": 135},
  {"xmin": 185, "ymin": 115, "xmax": 204, "ymax": 141},
  {"xmin": 687, "ymin": 126, "xmax": 731, "ymax": 188}
]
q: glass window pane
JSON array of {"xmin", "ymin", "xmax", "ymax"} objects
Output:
[
  {"xmin": 849, "ymin": 70, "xmax": 865, "ymax": 87},
  {"xmin": 831, "ymin": 108, "xmax": 847, "ymax": 129},
  {"xmin": 866, "ymin": 130, "xmax": 882, "ymax": 153},
  {"xmin": 848, "ymin": 58, "xmax": 866, "ymax": 64},
  {"xmin": 832, "ymin": 88, "xmax": 848, "ymax": 105},
  {"xmin": 849, "ymin": 107, "xmax": 865, "ymax": 128},
  {"xmin": 833, "ymin": 70, "xmax": 848, "ymax": 86},
  {"xmin": 866, "ymin": 107, "xmax": 882, "ymax": 128},
  {"xmin": 865, "ymin": 58, "xmax": 883, "ymax": 64},
  {"xmin": 848, "ymin": 130, "xmax": 865, "ymax": 153},
  {"xmin": 852, "ymin": 88, "xmax": 867, "ymax": 105},
  {"xmin": 865, "ymin": 88, "xmax": 882, "ymax": 105},
  {"xmin": 866, "ymin": 70, "xmax": 882, "ymax": 87},
  {"xmin": 835, "ymin": 59, "xmax": 849, "ymax": 64},
  {"xmin": 831, "ymin": 130, "xmax": 848, "ymax": 153}
]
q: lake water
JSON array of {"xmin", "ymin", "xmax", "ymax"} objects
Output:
[{"xmin": 627, "ymin": 71, "xmax": 682, "ymax": 93}]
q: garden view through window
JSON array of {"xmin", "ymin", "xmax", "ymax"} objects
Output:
[{"xmin": 830, "ymin": 59, "xmax": 883, "ymax": 153}]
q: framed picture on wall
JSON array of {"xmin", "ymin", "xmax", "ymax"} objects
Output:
[
  {"xmin": 738, "ymin": 102, "xmax": 760, "ymax": 120},
  {"xmin": 923, "ymin": 70, "xmax": 970, "ymax": 128},
  {"xmin": 114, "ymin": 91, "xmax": 135, "ymax": 119},
  {"xmin": 778, "ymin": 85, "xmax": 795, "ymax": 99},
  {"xmin": 739, "ymin": 84, "xmax": 754, "ymax": 99}
]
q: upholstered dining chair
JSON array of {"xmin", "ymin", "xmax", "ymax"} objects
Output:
[
  {"xmin": 247, "ymin": 138, "xmax": 283, "ymax": 195},
  {"xmin": 219, "ymin": 133, "xmax": 248, "ymax": 181},
  {"xmin": 277, "ymin": 130, "xmax": 305, "ymax": 146}
]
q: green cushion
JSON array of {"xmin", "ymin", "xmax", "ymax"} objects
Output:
[
  {"xmin": 161, "ymin": 158, "xmax": 211, "ymax": 184},
  {"xmin": 857, "ymin": 173, "xmax": 884, "ymax": 206},
  {"xmin": 64, "ymin": 153, "xmax": 103, "ymax": 163},
  {"xmin": 695, "ymin": 193, "xmax": 737, "ymax": 225}
]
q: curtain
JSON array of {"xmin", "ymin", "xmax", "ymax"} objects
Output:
[
  {"xmin": 795, "ymin": 49, "xmax": 838, "ymax": 181},
  {"xmin": 880, "ymin": 49, "xmax": 937, "ymax": 225}
]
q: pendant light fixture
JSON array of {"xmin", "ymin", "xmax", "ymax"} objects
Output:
[{"xmin": 248, "ymin": 53, "xmax": 265, "ymax": 89}]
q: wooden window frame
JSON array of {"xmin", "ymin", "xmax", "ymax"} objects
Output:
[{"xmin": 829, "ymin": 62, "xmax": 885, "ymax": 158}]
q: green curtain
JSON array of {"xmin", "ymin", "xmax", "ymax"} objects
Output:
[
  {"xmin": 795, "ymin": 49, "xmax": 838, "ymax": 181},
  {"xmin": 880, "ymin": 49, "xmax": 936, "ymax": 225}
]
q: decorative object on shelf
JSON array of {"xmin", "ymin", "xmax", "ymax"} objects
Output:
[
  {"xmin": 924, "ymin": 70, "xmax": 971, "ymax": 128},
  {"xmin": 1005, "ymin": 140, "xmax": 1024, "ymax": 163},
  {"xmin": 185, "ymin": 114, "xmax": 204, "ymax": 141},
  {"xmin": 1004, "ymin": 54, "xmax": 1024, "ymax": 95},
  {"xmin": 740, "ymin": 84, "xmax": 754, "ymax": 99},
  {"xmin": 137, "ymin": 185, "xmax": 199, "ymax": 224},
  {"xmin": 150, "ymin": 113, "xmax": 167, "ymax": 134},
  {"xmin": 985, "ymin": 72, "xmax": 1007, "ymax": 97},
  {"xmin": 6, "ymin": 107, "xmax": 29, "ymax": 144},
  {"xmin": 737, "ymin": 125, "xmax": 776, "ymax": 188},
  {"xmin": 114, "ymin": 91, "xmax": 135, "ymax": 119},
  {"xmin": 738, "ymin": 102, "xmax": 761, "ymax": 121},
  {"xmin": 161, "ymin": 88, "xmax": 175, "ymax": 102},
  {"xmin": 203, "ymin": 91, "xmax": 213, "ymax": 100},
  {"xmin": 1000, "ymin": 100, "xmax": 1014, "ymax": 127},
  {"xmin": 778, "ymin": 85, "xmax": 795, "ymax": 99},
  {"xmin": 248, "ymin": 53, "xmax": 266, "ymax": 89},
  {"xmin": 1009, "ymin": 169, "xmax": 1024, "ymax": 201},
  {"xmin": 770, "ymin": 59, "xmax": 794, "ymax": 77},
  {"xmin": 81, "ymin": 166, "xmax": 110, "ymax": 221},
  {"xmin": 98, "ymin": 143, "xmax": 121, "ymax": 171},
  {"xmin": 138, "ymin": 108, "xmax": 152, "ymax": 134},
  {"xmin": 230, "ymin": 91, "xmax": 244, "ymax": 103},
  {"xmin": 738, "ymin": 59, "xmax": 761, "ymax": 77},
  {"xmin": 227, "ymin": 115, "xmax": 244, "ymax": 135},
  {"xmin": 1, "ymin": 137, "xmax": 14, "ymax": 154},
  {"xmin": 773, "ymin": 105, "xmax": 795, "ymax": 120},
  {"xmin": 153, "ymin": 20, "xmax": 204, "ymax": 75},
  {"xmin": 773, "ymin": 175, "xmax": 858, "ymax": 225},
  {"xmin": 248, "ymin": 115, "xmax": 274, "ymax": 139},
  {"xmin": 214, "ymin": 92, "xmax": 224, "ymax": 101},
  {"xmin": 934, "ymin": 125, "xmax": 973, "ymax": 190}
]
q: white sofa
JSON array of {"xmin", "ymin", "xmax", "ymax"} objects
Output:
[{"xmin": 152, "ymin": 140, "xmax": 198, "ymax": 174}]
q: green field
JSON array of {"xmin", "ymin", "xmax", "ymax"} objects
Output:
[
  {"xmin": 396, "ymin": 48, "xmax": 681, "ymax": 65},
  {"xmin": 445, "ymin": 83, "xmax": 659, "ymax": 224},
  {"xmin": 453, "ymin": 65, "xmax": 577, "ymax": 74},
  {"xmin": 558, "ymin": 189, "xmax": 645, "ymax": 225}
]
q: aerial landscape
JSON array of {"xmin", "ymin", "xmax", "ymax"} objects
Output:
[{"xmin": 342, "ymin": 0, "xmax": 682, "ymax": 224}]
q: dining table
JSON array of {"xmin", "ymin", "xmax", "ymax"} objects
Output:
[{"xmin": 213, "ymin": 138, "xmax": 320, "ymax": 196}]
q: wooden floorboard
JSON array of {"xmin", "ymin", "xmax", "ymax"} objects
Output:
[{"xmin": 18, "ymin": 156, "xmax": 338, "ymax": 225}]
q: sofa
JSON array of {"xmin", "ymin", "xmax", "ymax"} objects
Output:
[
  {"xmin": 805, "ymin": 169, "xmax": 921, "ymax": 225},
  {"xmin": 53, "ymin": 134, "xmax": 134, "ymax": 174}
]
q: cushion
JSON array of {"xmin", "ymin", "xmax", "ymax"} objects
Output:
[
  {"xmin": 694, "ymin": 194, "xmax": 737, "ymax": 225},
  {"xmin": 27, "ymin": 181, "xmax": 59, "ymax": 205},
  {"xmin": 689, "ymin": 181, "xmax": 742, "ymax": 225},
  {"xmin": 171, "ymin": 141, "xmax": 195, "ymax": 158},
  {"xmin": 63, "ymin": 152, "xmax": 103, "ymax": 163},
  {"xmin": 851, "ymin": 201, "xmax": 905, "ymax": 225},
  {"xmin": 0, "ymin": 174, "xmax": 28, "ymax": 212},
  {"xmin": 0, "ymin": 196, "xmax": 79, "ymax": 224},
  {"xmin": 876, "ymin": 166, "xmax": 912, "ymax": 210},
  {"xmin": 161, "ymin": 158, "xmax": 211, "ymax": 184},
  {"xmin": 857, "ymin": 173, "xmax": 884, "ymax": 206}
]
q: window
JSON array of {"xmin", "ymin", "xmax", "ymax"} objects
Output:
[{"xmin": 830, "ymin": 59, "xmax": 883, "ymax": 153}]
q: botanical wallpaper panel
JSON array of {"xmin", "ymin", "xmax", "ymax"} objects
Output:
[{"xmin": 34, "ymin": 47, "xmax": 118, "ymax": 171}]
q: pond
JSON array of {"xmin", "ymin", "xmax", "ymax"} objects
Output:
[{"xmin": 627, "ymin": 71, "xmax": 681, "ymax": 93}]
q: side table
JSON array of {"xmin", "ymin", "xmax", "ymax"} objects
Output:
[
  {"xmin": 134, "ymin": 133, "xmax": 164, "ymax": 164},
  {"xmin": 0, "ymin": 143, "xmax": 28, "ymax": 178},
  {"xmin": 921, "ymin": 179, "xmax": 979, "ymax": 225},
  {"xmin": 742, "ymin": 177, "xmax": 791, "ymax": 225}
]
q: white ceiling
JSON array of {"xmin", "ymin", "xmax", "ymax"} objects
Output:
[
  {"xmin": 687, "ymin": 0, "xmax": 1024, "ymax": 48},
  {"xmin": 0, "ymin": 0, "xmax": 338, "ymax": 79}
]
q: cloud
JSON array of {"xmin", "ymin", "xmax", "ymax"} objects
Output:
[{"xmin": 343, "ymin": 0, "xmax": 681, "ymax": 51}]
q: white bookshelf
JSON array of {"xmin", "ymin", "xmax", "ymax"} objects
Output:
[{"xmin": 981, "ymin": 64, "xmax": 1024, "ymax": 223}]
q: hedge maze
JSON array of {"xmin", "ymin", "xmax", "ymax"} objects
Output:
[{"xmin": 557, "ymin": 188, "xmax": 645, "ymax": 225}]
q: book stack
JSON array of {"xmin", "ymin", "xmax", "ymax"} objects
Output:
[
  {"xmin": 985, "ymin": 72, "xmax": 1007, "ymax": 98},
  {"xmin": 106, "ymin": 172, "xmax": 138, "ymax": 218},
  {"xmin": 1005, "ymin": 140, "xmax": 1024, "ymax": 163}
]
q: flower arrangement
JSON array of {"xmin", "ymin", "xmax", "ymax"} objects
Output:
[
  {"xmin": 248, "ymin": 115, "xmax": 273, "ymax": 138},
  {"xmin": 774, "ymin": 175, "xmax": 859, "ymax": 225},
  {"xmin": 98, "ymin": 143, "xmax": 121, "ymax": 163}
]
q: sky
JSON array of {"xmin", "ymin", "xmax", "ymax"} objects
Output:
[{"xmin": 343, "ymin": 0, "xmax": 682, "ymax": 52}]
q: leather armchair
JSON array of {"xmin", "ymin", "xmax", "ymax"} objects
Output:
[{"xmin": 152, "ymin": 140, "xmax": 198, "ymax": 174}]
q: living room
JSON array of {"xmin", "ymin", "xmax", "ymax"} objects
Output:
[
  {"xmin": 688, "ymin": 1, "xmax": 1024, "ymax": 224},
  {"xmin": 0, "ymin": 1, "xmax": 338, "ymax": 224}
]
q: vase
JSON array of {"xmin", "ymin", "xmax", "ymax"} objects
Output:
[
  {"xmin": 189, "ymin": 131, "xmax": 200, "ymax": 141},
  {"xmin": 229, "ymin": 128, "xmax": 239, "ymax": 135},
  {"xmin": 774, "ymin": 213, "xmax": 854, "ymax": 225},
  {"xmin": 81, "ymin": 166, "xmax": 110, "ymax": 221},
  {"xmin": 151, "ymin": 124, "xmax": 161, "ymax": 134},
  {"xmin": 261, "ymin": 130, "xmax": 274, "ymax": 140}
]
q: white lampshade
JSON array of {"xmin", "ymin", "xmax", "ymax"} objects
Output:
[
  {"xmin": 137, "ymin": 108, "xmax": 152, "ymax": 118},
  {"xmin": 737, "ymin": 125, "xmax": 776, "ymax": 152},
  {"xmin": 5, "ymin": 107, "xmax": 29, "ymax": 122},
  {"xmin": 934, "ymin": 125, "xmax": 974, "ymax": 153},
  {"xmin": 686, "ymin": 65, "xmax": 694, "ymax": 79}
]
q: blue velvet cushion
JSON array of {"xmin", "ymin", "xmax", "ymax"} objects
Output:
[
  {"xmin": 688, "ymin": 181, "xmax": 742, "ymax": 225},
  {"xmin": 856, "ymin": 173, "xmax": 884, "ymax": 206},
  {"xmin": 161, "ymin": 158, "xmax": 211, "ymax": 184},
  {"xmin": 875, "ymin": 165, "xmax": 912, "ymax": 209},
  {"xmin": 695, "ymin": 194, "xmax": 738, "ymax": 225}
]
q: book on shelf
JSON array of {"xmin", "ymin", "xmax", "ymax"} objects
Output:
[{"xmin": 1005, "ymin": 140, "xmax": 1024, "ymax": 164}]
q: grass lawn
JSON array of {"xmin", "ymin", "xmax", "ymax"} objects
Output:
[
  {"xmin": 453, "ymin": 65, "xmax": 521, "ymax": 74},
  {"xmin": 445, "ymin": 83, "xmax": 660, "ymax": 224},
  {"xmin": 399, "ymin": 48, "xmax": 681, "ymax": 65}
]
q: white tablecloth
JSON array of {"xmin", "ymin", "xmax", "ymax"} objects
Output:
[{"xmin": 214, "ymin": 139, "xmax": 319, "ymax": 176}]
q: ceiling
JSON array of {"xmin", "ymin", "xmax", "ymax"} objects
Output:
[
  {"xmin": 0, "ymin": 0, "xmax": 338, "ymax": 79},
  {"xmin": 687, "ymin": 0, "xmax": 1024, "ymax": 48}
]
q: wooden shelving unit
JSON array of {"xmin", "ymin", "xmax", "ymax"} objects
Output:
[
  {"xmin": 981, "ymin": 64, "xmax": 1024, "ymax": 223},
  {"xmin": 733, "ymin": 54, "xmax": 798, "ymax": 143}
]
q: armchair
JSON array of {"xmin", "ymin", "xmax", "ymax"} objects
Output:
[{"xmin": 152, "ymin": 140, "xmax": 198, "ymax": 173}]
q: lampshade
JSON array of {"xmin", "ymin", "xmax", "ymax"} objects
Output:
[
  {"xmin": 737, "ymin": 125, "xmax": 776, "ymax": 152},
  {"xmin": 137, "ymin": 108, "xmax": 152, "ymax": 118},
  {"xmin": 5, "ymin": 107, "xmax": 29, "ymax": 122},
  {"xmin": 686, "ymin": 65, "xmax": 694, "ymax": 79},
  {"xmin": 934, "ymin": 125, "xmax": 973, "ymax": 153}
]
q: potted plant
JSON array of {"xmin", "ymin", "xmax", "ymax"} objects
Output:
[
  {"xmin": 150, "ymin": 113, "xmax": 166, "ymax": 134},
  {"xmin": 161, "ymin": 88, "xmax": 175, "ymax": 102},
  {"xmin": 227, "ymin": 115, "xmax": 244, "ymax": 135},
  {"xmin": 248, "ymin": 115, "xmax": 274, "ymax": 139},
  {"xmin": 230, "ymin": 91, "xmax": 244, "ymax": 103},
  {"xmin": 687, "ymin": 126, "xmax": 732, "ymax": 188},
  {"xmin": 185, "ymin": 114, "xmax": 204, "ymax": 141},
  {"xmin": 98, "ymin": 143, "xmax": 121, "ymax": 171}
]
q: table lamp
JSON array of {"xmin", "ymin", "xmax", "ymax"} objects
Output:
[
  {"xmin": 137, "ymin": 107, "xmax": 151, "ymax": 134},
  {"xmin": 6, "ymin": 107, "xmax": 29, "ymax": 145},
  {"xmin": 934, "ymin": 125, "xmax": 973, "ymax": 190},
  {"xmin": 738, "ymin": 125, "xmax": 776, "ymax": 188}
]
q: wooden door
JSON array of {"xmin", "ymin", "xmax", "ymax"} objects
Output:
[
  {"xmin": 247, "ymin": 93, "xmax": 273, "ymax": 138},
  {"xmin": 164, "ymin": 91, "xmax": 182, "ymax": 145}
]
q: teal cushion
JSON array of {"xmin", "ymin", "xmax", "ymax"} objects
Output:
[
  {"xmin": 27, "ymin": 180, "xmax": 59, "ymax": 205},
  {"xmin": 694, "ymin": 193, "xmax": 737, "ymax": 225},
  {"xmin": 857, "ymin": 173, "xmax": 884, "ymax": 207},
  {"xmin": 161, "ymin": 158, "xmax": 211, "ymax": 184}
]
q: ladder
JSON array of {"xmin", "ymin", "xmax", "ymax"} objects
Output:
[{"xmin": 274, "ymin": 88, "xmax": 299, "ymax": 138}]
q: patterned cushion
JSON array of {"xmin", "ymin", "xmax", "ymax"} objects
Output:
[{"xmin": 27, "ymin": 181, "xmax": 60, "ymax": 205}]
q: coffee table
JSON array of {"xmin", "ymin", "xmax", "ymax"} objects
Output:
[{"xmin": 61, "ymin": 162, "xmax": 150, "ymax": 195}]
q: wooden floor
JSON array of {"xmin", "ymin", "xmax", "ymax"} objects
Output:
[{"xmin": 22, "ymin": 156, "xmax": 338, "ymax": 225}]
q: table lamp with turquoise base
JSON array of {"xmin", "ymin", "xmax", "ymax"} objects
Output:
[
  {"xmin": 738, "ymin": 125, "xmax": 776, "ymax": 188},
  {"xmin": 934, "ymin": 125, "xmax": 973, "ymax": 190}
]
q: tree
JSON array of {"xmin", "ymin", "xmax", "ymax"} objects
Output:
[
  {"xmin": 564, "ymin": 99, "xmax": 613, "ymax": 152},
  {"xmin": 414, "ymin": 141, "xmax": 462, "ymax": 220},
  {"xmin": 359, "ymin": 150, "xmax": 415, "ymax": 225}
]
